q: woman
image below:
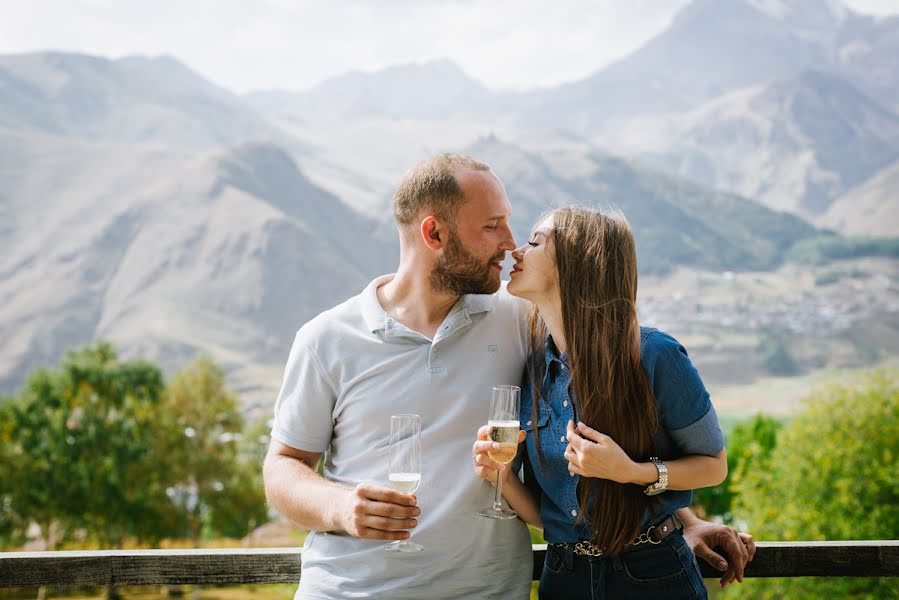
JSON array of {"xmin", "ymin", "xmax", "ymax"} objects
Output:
[{"xmin": 473, "ymin": 207, "xmax": 727, "ymax": 599}]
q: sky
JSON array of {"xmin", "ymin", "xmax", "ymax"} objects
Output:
[{"xmin": 1, "ymin": 0, "xmax": 898, "ymax": 94}]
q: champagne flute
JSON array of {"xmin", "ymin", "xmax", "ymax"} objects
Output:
[
  {"xmin": 384, "ymin": 414, "xmax": 423, "ymax": 552},
  {"xmin": 479, "ymin": 385, "xmax": 521, "ymax": 519}
]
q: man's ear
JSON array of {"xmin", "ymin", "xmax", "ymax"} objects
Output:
[{"xmin": 420, "ymin": 216, "xmax": 446, "ymax": 251}]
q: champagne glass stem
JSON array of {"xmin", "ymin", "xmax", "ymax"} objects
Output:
[{"xmin": 493, "ymin": 471, "xmax": 504, "ymax": 511}]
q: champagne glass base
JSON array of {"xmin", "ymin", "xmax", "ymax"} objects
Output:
[
  {"xmin": 383, "ymin": 540, "xmax": 424, "ymax": 552},
  {"xmin": 479, "ymin": 506, "xmax": 518, "ymax": 520}
]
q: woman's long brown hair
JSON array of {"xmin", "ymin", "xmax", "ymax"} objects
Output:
[{"xmin": 528, "ymin": 207, "xmax": 659, "ymax": 555}]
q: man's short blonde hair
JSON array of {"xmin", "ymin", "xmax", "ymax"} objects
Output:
[{"xmin": 392, "ymin": 153, "xmax": 490, "ymax": 227}]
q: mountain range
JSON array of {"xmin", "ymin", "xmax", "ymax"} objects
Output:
[{"xmin": 1, "ymin": 0, "xmax": 896, "ymax": 404}]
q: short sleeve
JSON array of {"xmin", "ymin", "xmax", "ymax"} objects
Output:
[
  {"xmin": 270, "ymin": 328, "xmax": 338, "ymax": 453},
  {"xmin": 645, "ymin": 331, "xmax": 725, "ymax": 457}
]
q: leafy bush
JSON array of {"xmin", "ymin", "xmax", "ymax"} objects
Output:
[
  {"xmin": 730, "ymin": 369, "xmax": 899, "ymax": 599},
  {"xmin": 0, "ymin": 343, "xmax": 269, "ymax": 550},
  {"xmin": 692, "ymin": 414, "xmax": 783, "ymax": 523}
]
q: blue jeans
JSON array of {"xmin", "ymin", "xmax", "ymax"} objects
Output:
[{"xmin": 539, "ymin": 530, "xmax": 707, "ymax": 600}]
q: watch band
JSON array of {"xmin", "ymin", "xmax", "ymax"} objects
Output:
[{"xmin": 644, "ymin": 456, "xmax": 668, "ymax": 496}]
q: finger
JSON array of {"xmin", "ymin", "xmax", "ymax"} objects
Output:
[
  {"xmin": 362, "ymin": 499, "xmax": 421, "ymax": 519},
  {"xmin": 721, "ymin": 565, "xmax": 737, "ymax": 588},
  {"xmin": 517, "ymin": 430, "xmax": 527, "ymax": 444},
  {"xmin": 357, "ymin": 483, "xmax": 417, "ymax": 507},
  {"xmin": 475, "ymin": 466, "xmax": 500, "ymax": 481},
  {"xmin": 567, "ymin": 462, "xmax": 585, "ymax": 476},
  {"xmin": 740, "ymin": 532, "xmax": 757, "ymax": 561},
  {"xmin": 473, "ymin": 451, "xmax": 505, "ymax": 472},
  {"xmin": 473, "ymin": 440, "xmax": 502, "ymax": 455},
  {"xmin": 576, "ymin": 421, "xmax": 607, "ymax": 443},
  {"xmin": 694, "ymin": 541, "xmax": 729, "ymax": 574},
  {"xmin": 720, "ymin": 531, "xmax": 748, "ymax": 583},
  {"xmin": 356, "ymin": 525, "xmax": 412, "ymax": 541},
  {"xmin": 361, "ymin": 513, "xmax": 419, "ymax": 532},
  {"xmin": 566, "ymin": 421, "xmax": 584, "ymax": 448},
  {"xmin": 563, "ymin": 444, "xmax": 579, "ymax": 467},
  {"xmin": 476, "ymin": 424, "xmax": 492, "ymax": 440}
]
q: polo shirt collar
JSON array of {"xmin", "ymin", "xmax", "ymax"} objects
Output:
[
  {"xmin": 360, "ymin": 274, "xmax": 498, "ymax": 335},
  {"xmin": 360, "ymin": 275, "xmax": 394, "ymax": 334}
]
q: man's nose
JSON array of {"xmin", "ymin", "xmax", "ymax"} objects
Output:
[{"xmin": 499, "ymin": 224, "xmax": 516, "ymax": 251}]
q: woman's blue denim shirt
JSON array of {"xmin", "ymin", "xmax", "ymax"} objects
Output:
[{"xmin": 519, "ymin": 327, "xmax": 725, "ymax": 543}]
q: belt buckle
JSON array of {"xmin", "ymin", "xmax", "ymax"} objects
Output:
[
  {"xmin": 573, "ymin": 540, "xmax": 604, "ymax": 556},
  {"xmin": 634, "ymin": 525, "xmax": 661, "ymax": 546}
]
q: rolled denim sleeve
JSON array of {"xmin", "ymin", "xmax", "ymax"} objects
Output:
[{"xmin": 644, "ymin": 330, "xmax": 725, "ymax": 456}]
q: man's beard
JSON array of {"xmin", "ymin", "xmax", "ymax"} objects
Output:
[{"xmin": 430, "ymin": 233, "xmax": 501, "ymax": 296}]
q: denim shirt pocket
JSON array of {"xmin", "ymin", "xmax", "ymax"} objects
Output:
[
  {"xmin": 520, "ymin": 399, "xmax": 550, "ymax": 433},
  {"xmin": 520, "ymin": 399, "xmax": 552, "ymax": 492}
]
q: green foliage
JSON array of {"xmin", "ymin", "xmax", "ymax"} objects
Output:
[
  {"xmin": 0, "ymin": 344, "xmax": 270, "ymax": 550},
  {"xmin": 1, "ymin": 342, "xmax": 179, "ymax": 548},
  {"xmin": 0, "ymin": 396, "xmax": 26, "ymax": 548},
  {"xmin": 692, "ymin": 414, "xmax": 783, "ymax": 522},
  {"xmin": 788, "ymin": 234, "xmax": 899, "ymax": 265},
  {"xmin": 731, "ymin": 369, "xmax": 899, "ymax": 598},
  {"xmin": 157, "ymin": 356, "xmax": 268, "ymax": 542}
]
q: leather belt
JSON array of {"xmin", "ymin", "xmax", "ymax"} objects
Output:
[{"xmin": 549, "ymin": 513, "xmax": 683, "ymax": 557}]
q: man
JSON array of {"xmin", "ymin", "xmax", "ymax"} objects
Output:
[{"xmin": 264, "ymin": 154, "xmax": 754, "ymax": 599}]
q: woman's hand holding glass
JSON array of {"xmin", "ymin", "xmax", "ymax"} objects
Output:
[
  {"xmin": 564, "ymin": 420, "xmax": 648, "ymax": 484},
  {"xmin": 472, "ymin": 424, "xmax": 527, "ymax": 486}
]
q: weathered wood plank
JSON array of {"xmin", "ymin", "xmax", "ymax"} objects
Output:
[
  {"xmin": 0, "ymin": 548, "xmax": 302, "ymax": 587},
  {"xmin": 696, "ymin": 541, "xmax": 899, "ymax": 578},
  {"xmin": 2, "ymin": 542, "xmax": 898, "ymax": 587},
  {"xmin": 533, "ymin": 541, "xmax": 899, "ymax": 580}
]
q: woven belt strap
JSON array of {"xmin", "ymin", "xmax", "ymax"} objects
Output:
[{"xmin": 556, "ymin": 513, "xmax": 683, "ymax": 557}]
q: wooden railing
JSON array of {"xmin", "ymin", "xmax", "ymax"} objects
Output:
[{"xmin": 2, "ymin": 542, "xmax": 898, "ymax": 587}]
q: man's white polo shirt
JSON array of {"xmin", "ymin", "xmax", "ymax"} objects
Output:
[{"xmin": 272, "ymin": 275, "xmax": 534, "ymax": 600}]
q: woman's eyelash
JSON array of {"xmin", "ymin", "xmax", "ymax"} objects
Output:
[{"xmin": 527, "ymin": 241, "xmax": 539, "ymax": 247}]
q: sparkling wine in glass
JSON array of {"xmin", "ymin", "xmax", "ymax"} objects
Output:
[
  {"xmin": 479, "ymin": 385, "xmax": 521, "ymax": 519},
  {"xmin": 384, "ymin": 414, "xmax": 423, "ymax": 552}
]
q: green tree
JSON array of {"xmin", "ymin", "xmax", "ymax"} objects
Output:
[
  {"xmin": 165, "ymin": 357, "xmax": 268, "ymax": 542},
  {"xmin": 731, "ymin": 369, "xmax": 899, "ymax": 599},
  {"xmin": 0, "ymin": 396, "xmax": 27, "ymax": 549},
  {"xmin": 692, "ymin": 414, "xmax": 782, "ymax": 522},
  {"xmin": 3, "ymin": 342, "xmax": 184, "ymax": 549}
]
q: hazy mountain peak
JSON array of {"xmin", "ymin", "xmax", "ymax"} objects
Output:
[
  {"xmin": 465, "ymin": 133, "xmax": 530, "ymax": 161},
  {"xmin": 376, "ymin": 57, "xmax": 475, "ymax": 79},
  {"xmin": 676, "ymin": 0, "xmax": 847, "ymax": 29},
  {"xmin": 745, "ymin": 0, "xmax": 847, "ymax": 22},
  {"xmin": 115, "ymin": 53, "xmax": 221, "ymax": 88},
  {"xmin": 254, "ymin": 55, "xmax": 491, "ymax": 120},
  {"xmin": 213, "ymin": 142, "xmax": 326, "ymax": 212},
  {"xmin": 216, "ymin": 141, "xmax": 296, "ymax": 176},
  {"xmin": 315, "ymin": 56, "xmax": 486, "ymax": 93},
  {"xmin": 0, "ymin": 50, "xmax": 277, "ymax": 150}
]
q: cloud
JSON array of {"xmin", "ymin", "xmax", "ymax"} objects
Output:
[{"xmin": 0, "ymin": 0, "xmax": 895, "ymax": 94}]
